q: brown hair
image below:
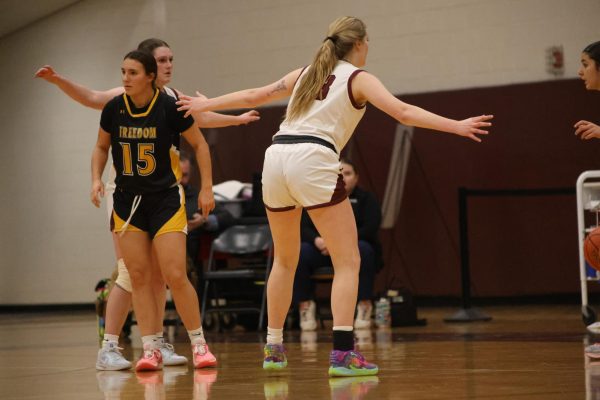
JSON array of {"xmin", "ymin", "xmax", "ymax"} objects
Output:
[{"xmin": 286, "ymin": 16, "xmax": 367, "ymax": 121}]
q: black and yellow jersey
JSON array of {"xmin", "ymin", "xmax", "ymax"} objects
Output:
[{"xmin": 100, "ymin": 89, "xmax": 194, "ymax": 194}]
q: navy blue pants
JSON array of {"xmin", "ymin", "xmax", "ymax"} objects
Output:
[{"xmin": 292, "ymin": 240, "xmax": 376, "ymax": 305}]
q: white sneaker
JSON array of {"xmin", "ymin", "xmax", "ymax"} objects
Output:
[
  {"xmin": 96, "ymin": 341, "xmax": 132, "ymax": 371},
  {"xmin": 159, "ymin": 342, "xmax": 188, "ymax": 366},
  {"xmin": 354, "ymin": 302, "xmax": 373, "ymax": 330},
  {"xmin": 300, "ymin": 300, "xmax": 317, "ymax": 331}
]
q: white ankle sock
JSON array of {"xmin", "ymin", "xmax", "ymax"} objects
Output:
[
  {"xmin": 333, "ymin": 326, "xmax": 353, "ymax": 331},
  {"xmin": 141, "ymin": 335, "xmax": 158, "ymax": 349},
  {"xmin": 103, "ymin": 334, "xmax": 119, "ymax": 344},
  {"xmin": 188, "ymin": 327, "xmax": 205, "ymax": 345},
  {"xmin": 267, "ymin": 327, "xmax": 284, "ymax": 344}
]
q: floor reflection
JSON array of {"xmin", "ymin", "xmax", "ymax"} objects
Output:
[
  {"xmin": 329, "ymin": 376, "xmax": 379, "ymax": 400},
  {"xmin": 96, "ymin": 371, "xmax": 135, "ymax": 400},
  {"xmin": 263, "ymin": 377, "xmax": 289, "ymax": 400}
]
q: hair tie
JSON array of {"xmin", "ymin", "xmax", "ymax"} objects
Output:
[{"xmin": 324, "ymin": 36, "xmax": 337, "ymax": 44}]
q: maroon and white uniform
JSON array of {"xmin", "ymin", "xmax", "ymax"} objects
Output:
[{"xmin": 263, "ymin": 61, "xmax": 365, "ymax": 210}]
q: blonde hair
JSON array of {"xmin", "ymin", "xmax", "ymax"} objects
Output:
[{"xmin": 286, "ymin": 16, "xmax": 367, "ymax": 121}]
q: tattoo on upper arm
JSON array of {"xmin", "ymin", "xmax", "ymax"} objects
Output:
[{"xmin": 268, "ymin": 79, "xmax": 287, "ymax": 96}]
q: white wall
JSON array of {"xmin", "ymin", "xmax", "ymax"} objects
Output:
[{"xmin": 1, "ymin": 0, "xmax": 598, "ymax": 304}]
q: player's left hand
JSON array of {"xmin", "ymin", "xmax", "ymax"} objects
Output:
[
  {"xmin": 34, "ymin": 65, "xmax": 60, "ymax": 83},
  {"xmin": 198, "ymin": 188, "xmax": 215, "ymax": 218},
  {"xmin": 575, "ymin": 120, "xmax": 600, "ymax": 140}
]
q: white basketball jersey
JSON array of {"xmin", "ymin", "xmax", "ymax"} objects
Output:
[{"xmin": 276, "ymin": 60, "xmax": 366, "ymax": 152}]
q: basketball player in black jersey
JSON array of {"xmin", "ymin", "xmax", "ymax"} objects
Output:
[{"xmin": 91, "ymin": 50, "xmax": 217, "ymax": 371}]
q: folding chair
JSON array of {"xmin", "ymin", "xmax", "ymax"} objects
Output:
[{"xmin": 201, "ymin": 224, "xmax": 273, "ymax": 331}]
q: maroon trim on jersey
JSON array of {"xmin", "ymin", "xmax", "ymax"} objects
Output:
[
  {"xmin": 305, "ymin": 173, "xmax": 347, "ymax": 210},
  {"xmin": 293, "ymin": 65, "xmax": 309, "ymax": 89},
  {"xmin": 264, "ymin": 204, "xmax": 296, "ymax": 212},
  {"xmin": 347, "ymin": 69, "xmax": 366, "ymax": 110}
]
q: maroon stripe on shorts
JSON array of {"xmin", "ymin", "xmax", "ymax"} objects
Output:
[
  {"xmin": 305, "ymin": 173, "xmax": 347, "ymax": 210},
  {"xmin": 264, "ymin": 204, "xmax": 296, "ymax": 212}
]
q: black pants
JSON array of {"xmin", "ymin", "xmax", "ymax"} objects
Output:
[{"xmin": 292, "ymin": 240, "xmax": 376, "ymax": 305}]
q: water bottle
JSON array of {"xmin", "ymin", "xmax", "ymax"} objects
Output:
[{"xmin": 375, "ymin": 297, "xmax": 391, "ymax": 328}]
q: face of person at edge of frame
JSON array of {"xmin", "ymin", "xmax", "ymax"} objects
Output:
[
  {"xmin": 152, "ymin": 46, "xmax": 174, "ymax": 88},
  {"xmin": 121, "ymin": 58, "xmax": 155, "ymax": 98},
  {"xmin": 180, "ymin": 159, "xmax": 191, "ymax": 187},
  {"xmin": 341, "ymin": 162, "xmax": 359, "ymax": 196},
  {"xmin": 579, "ymin": 52, "xmax": 600, "ymax": 91}
]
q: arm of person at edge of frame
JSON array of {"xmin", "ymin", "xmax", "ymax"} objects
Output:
[
  {"xmin": 575, "ymin": 120, "xmax": 600, "ymax": 140},
  {"xmin": 182, "ymin": 122, "xmax": 215, "ymax": 218},
  {"xmin": 35, "ymin": 65, "xmax": 124, "ymax": 110},
  {"xmin": 175, "ymin": 68, "xmax": 304, "ymax": 117},
  {"xmin": 351, "ymin": 72, "xmax": 493, "ymax": 142},
  {"xmin": 172, "ymin": 88, "xmax": 261, "ymax": 128},
  {"xmin": 91, "ymin": 128, "xmax": 111, "ymax": 207}
]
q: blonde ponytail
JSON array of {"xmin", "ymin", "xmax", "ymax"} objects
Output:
[{"xmin": 286, "ymin": 16, "xmax": 367, "ymax": 121}]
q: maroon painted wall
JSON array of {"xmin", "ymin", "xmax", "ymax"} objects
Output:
[{"xmin": 191, "ymin": 79, "xmax": 600, "ymax": 298}]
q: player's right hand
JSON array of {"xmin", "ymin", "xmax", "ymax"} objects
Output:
[
  {"xmin": 455, "ymin": 115, "xmax": 493, "ymax": 142},
  {"xmin": 91, "ymin": 180, "xmax": 105, "ymax": 208}
]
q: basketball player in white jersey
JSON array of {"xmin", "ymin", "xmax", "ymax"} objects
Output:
[
  {"xmin": 177, "ymin": 16, "xmax": 493, "ymax": 376},
  {"xmin": 35, "ymin": 38, "xmax": 260, "ymax": 370}
]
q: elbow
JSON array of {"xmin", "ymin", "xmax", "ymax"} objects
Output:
[{"xmin": 396, "ymin": 105, "xmax": 413, "ymax": 126}]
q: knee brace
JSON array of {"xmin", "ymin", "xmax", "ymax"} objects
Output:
[{"xmin": 115, "ymin": 258, "xmax": 132, "ymax": 293}]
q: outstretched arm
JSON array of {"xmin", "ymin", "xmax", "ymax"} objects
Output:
[
  {"xmin": 35, "ymin": 65, "xmax": 123, "ymax": 110},
  {"xmin": 176, "ymin": 68, "xmax": 304, "ymax": 117},
  {"xmin": 195, "ymin": 110, "xmax": 261, "ymax": 128},
  {"xmin": 353, "ymin": 72, "xmax": 492, "ymax": 142},
  {"xmin": 91, "ymin": 128, "xmax": 111, "ymax": 207},
  {"xmin": 181, "ymin": 123, "xmax": 215, "ymax": 218}
]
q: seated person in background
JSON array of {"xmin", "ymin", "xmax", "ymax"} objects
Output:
[
  {"xmin": 292, "ymin": 159, "xmax": 383, "ymax": 330},
  {"xmin": 180, "ymin": 153, "xmax": 236, "ymax": 279}
]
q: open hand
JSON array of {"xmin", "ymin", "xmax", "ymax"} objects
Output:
[
  {"xmin": 455, "ymin": 114, "xmax": 494, "ymax": 142},
  {"xmin": 177, "ymin": 91, "xmax": 209, "ymax": 118}
]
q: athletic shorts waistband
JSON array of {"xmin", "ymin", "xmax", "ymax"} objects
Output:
[{"xmin": 272, "ymin": 135, "xmax": 337, "ymax": 154}]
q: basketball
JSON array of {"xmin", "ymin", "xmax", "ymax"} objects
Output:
[{"xmin": 585, "ymin": 227, "xmax": 600, "ymax": 271}]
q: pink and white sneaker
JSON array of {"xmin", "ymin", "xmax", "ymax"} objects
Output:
[
  {"xmin": 192, "ymin": 343, "xmax": 217, "ymax": 369},
  {"xmin": 135, "ymin": 347, "xmax": 163, "ymax": 372}
]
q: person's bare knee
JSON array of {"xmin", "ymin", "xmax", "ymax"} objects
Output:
[
  {"xmin": 162, "ymin": 266, "xmax": 189, "ymax": 291},
  {"xmin": 126, "ymin": 263, "xmax": 151, "ymax": 289}
]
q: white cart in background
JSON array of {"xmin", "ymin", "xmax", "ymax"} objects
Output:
[{"xmin": 577, "ymin": 171, "xmax": 600, "ymax": 328}]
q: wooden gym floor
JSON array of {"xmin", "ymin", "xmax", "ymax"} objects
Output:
[{"xmin": 0, "ymin": 304, "xmax": 595, "ymax": 399}]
